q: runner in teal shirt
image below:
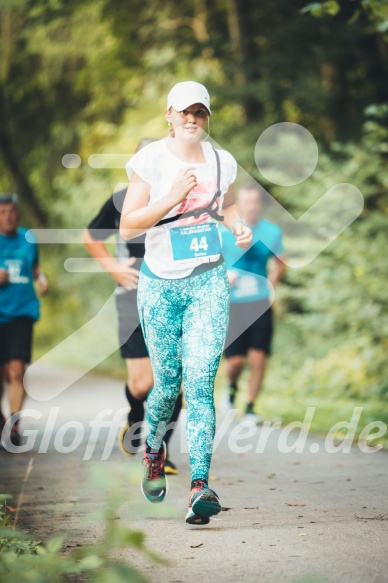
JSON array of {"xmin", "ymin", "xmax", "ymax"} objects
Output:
[
  {"xmin": 0, "ymin": 226, "xmax": 40, "ymax": 323},
  {"xmin": 0, "ymin": 194, "xmax": 48, "ymax": 450},
  {"xmin": 221, "ymin": 218, "xmax": 284, "ymax": 303},
  {"xmin": 221, "ymin": 183, "xmax": 286, "ymax": 424}
]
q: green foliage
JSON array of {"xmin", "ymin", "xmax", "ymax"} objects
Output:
[
  {"xmin": 0, "ymin": 496, "xmax": 12, "ymax": 528},
  {"xmin": 301, "ymin": 2, "xmax": 340, "ymax": 17},
  {"xmin": 0, "ymin": 496, "xmax": 42, "ymax": 556},
  {"xmin": 0, "ymin": 467, "xmax": 161, "ymax": 582},
  {"xmin": 0, "ymin": 2, "xmax": 387, "ymax": 438},
  {"xmin": 248, "ymin": 107, "xmax": 388, "ymax": 441}
]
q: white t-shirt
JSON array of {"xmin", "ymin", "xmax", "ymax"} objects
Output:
[{"xmin": 126, "ymin": 138, "xmax": 237, "ymax": 279}]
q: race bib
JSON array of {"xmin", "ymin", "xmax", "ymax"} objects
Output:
[
  {"xmin": 234, "ymin": 274, "xmax": 261, "ymax": 298},
  {"xmin": 170, "ymin": 223, "xmax": 221, "ymax": 261},
  {"xmin": 5, "ymin": 259, "xmax": 29, "ymax": 284},
  {"xmin": 230, "ymin": 272, "xmax": 271, "ymax": 303}
]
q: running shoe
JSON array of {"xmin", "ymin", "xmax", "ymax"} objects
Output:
[
  {"xmin": 218, "ymin": 391, "xmax": 236, "ymax": 416},
  {"xmin": 0, "ymin": 413, "xmax": 6, "ymax": 448},
  {"xmin": 141, "ymin": 442, "xmax": 168, "ymax": 503},
  {"xmin": 118, "ymin": 419, "xmax": 143, "ymax": 456},
  {"xmin": 164, "ymin": 456, "xmax": 178, "ymax": 475},
  {"xmin": 185, "ymin": 479, "xmax": 221, "ymax": 525},
  {"xmin": 228, "ymin": 383, "xmax": 238, "ymax": 405},
  {"xmin": 240, "ymin": 412, "xmax": 263, "ymax": 426},
  {"xmin": 9, "ymin": 426, "xmax": 21, "ymax": 447}
]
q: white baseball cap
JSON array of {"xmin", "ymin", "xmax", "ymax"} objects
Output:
[{"xmin": 167, "ymin": 81, "xmax": 212, "ymax": 114}]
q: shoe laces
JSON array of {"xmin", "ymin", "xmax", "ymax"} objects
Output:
[{"xmin": 145, "ymin": 450, "xmax": 165, "ymax": 480}]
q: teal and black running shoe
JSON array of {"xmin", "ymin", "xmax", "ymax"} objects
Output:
[
  {"xmin": 185, "ymin": 479, "xmax": 221, "ymax": 525},
  {"xmin": 141, "ymin": 443, "xmax": 168, "ymax": 503}
]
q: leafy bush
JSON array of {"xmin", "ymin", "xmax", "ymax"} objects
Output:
[{"xmin": 0, "ymin": 467, "xmax": 162, "ymax": 583}]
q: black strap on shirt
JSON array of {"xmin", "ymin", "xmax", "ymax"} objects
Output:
[{"xmin": 155, "ymin": 148, "xmax": 223, "ymax": 227}]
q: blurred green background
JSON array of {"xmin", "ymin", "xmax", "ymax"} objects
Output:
[{"xmin": 1, "ymin": 0, "xmax": 387, "ymax": 442}]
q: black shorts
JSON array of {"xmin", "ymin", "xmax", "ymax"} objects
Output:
[
  {"xmin": 0, "ymin": 316, "xmax": 34, "ymax": 365},
  {"xmin": 115, "ymin": 290, "xmax": 148, "ymax": 360},
  {"xmin": 224, "ymin": 300, "xmax": 273, "ymax": 357}
]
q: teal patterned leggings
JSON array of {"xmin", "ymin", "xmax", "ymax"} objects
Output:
[{"xmin": 137, "ymin": 264, "xmax": 229, "ymax": 482}]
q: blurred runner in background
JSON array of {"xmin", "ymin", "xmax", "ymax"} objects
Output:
[
  {"xmin": 83, "ymin": 140, "xmax": 182, "ymax": 475},
  {"xmin": 221, "ymin": 182, "xmax": 286, "ymax": 425},
  {"xmin": 0, "ymin": 193, "xmax": 49, "ymax": 449}
]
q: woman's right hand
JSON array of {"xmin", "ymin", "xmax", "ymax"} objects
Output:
[
  {"xmin": 169, "ymin": 167, "xmax": 197, "ymax": 205},
  {"xmin": 112, "ymin": 257, "xmax": 140, "ymax": 290}
]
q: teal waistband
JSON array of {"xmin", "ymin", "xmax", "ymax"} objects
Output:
[{"xmin": 140, "ymin": 256, "xmax": 225, "ymax": 280}]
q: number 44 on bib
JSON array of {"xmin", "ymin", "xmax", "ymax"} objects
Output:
[
  {"xmin": 190, "ymin": 236, "xmax": 208, "ymax": 253},
  {"xmin": 170, "ymin": 223, "xmax": 221, "ymax": 261}
]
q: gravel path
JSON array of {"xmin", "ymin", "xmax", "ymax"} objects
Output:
[{"xmin": 1, "ymin": 365, "xmax": 387, "ymax": 583}]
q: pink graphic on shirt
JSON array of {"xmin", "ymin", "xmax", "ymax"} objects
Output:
[{"xmin": 176, "ymin": 177, "xmax": 219, "ymax": 226}]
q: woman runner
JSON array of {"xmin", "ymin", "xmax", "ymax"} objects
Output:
[{"xmin": 120, "ymin": 81, "xmax": 252, "ymax": 525}]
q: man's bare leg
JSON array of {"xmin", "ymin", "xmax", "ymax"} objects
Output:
[
  {"xmin": 225, "ymin": 355, "xmax": 245, "ymax": 405},
  {"xmin": 0, "ymin": 365, "xmax": 6, "ymax": 435},
  {"xmin": 8, "ymin": 360, "xmax": 26, "ymax": 415},
  {"xmin": 125, "ymin": 357, "xmax": 153, "ymax": 401},
  {"xmin": 6, "ymin": 359, "xmax": 26, "ymax": 446},
  {"xmin": 246, "ymin": 348, "xmax": 266, "ymax": 415}
]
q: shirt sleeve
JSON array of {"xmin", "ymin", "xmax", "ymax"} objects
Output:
[
  {"xmin": 219, "ymin": 149, "xmax": 238, "ymax": 186},
  {"xmin": 125, "ymin": 143, "xmax": 157, "ymax": 185},
  {"xmin": 272, "ymin": 228, "xmax": 285, "ymax": 256},
  {"xmin": 33, "ymin": 241, "xmax": 39, "ymax": 267},
  {"xmin": 24, "ymin": 229, "xmax": 39, "ymax": 267}
]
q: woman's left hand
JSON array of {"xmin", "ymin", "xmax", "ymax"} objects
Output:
[{"xmin": 234, "ymin": 224, "xmax": 252, "ymax": 249}]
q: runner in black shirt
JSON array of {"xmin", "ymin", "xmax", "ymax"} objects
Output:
[{"xmin": 83, "ymin": 144, "xmax": 182, "ymax": 474}]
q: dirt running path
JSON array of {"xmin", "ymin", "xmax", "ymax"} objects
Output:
[{"xmin": 1, "ymin": 365, "xmax": 387, "ymax": 583}]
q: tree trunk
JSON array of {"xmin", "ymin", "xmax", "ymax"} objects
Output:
[
  {"xmin": 0, "ymin": 86, "xmax": 47, "ymax": 226},
  {"xmin": 225, "ymin": 0, "xmax": 262, "ymax": 122}
]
